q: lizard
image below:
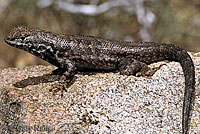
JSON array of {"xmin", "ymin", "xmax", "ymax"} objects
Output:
[{"xmin": 4, "ymin": 26, "xmax": 195, "ymax": 134}]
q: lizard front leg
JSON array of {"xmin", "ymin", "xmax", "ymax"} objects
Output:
[
  {"xmin": 51, "ymin": 59, "xmax": 77, "ymax": 96},
  {"xmin": 52, "ymin": 58, "xmax": 76, "ymax": 76}
]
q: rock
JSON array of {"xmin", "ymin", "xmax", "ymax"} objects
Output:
[{"xmin": 0, "ymin": 52, "xmax": 200, "ymax": 134}]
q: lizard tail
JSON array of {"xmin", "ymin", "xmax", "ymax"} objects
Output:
[
  {"xmin": 180, "ymin": 58, "xmax": 195, "ymax": 134},
  {"xmin": 168, "ymin": 45, "xmax": 195, "ymax": 134},
  {"xmin": 135, "ymin": 43, "xmax": 195, "ymax": 134}
]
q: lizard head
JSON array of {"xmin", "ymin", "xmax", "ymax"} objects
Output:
[
  {"xmin": 5, "ymin": 26, "xmax": 37, "ymax": 49},
  {"xmin": 5, "ymin": 26, "xmax": 62, "ymax": 66},
  {"xmin": 5, "ymin": 26, "xmax": 59, "ymax": 51}
]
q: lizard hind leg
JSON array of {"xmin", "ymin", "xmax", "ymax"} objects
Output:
[{"xmin": 118, "ymin": 58, "xmax": 158, "ymax": 77}]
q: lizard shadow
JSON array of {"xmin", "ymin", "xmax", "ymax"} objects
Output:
[
  {"xmin": 14, "ymin": 68, "xmax": 118, "ymax": 88},
  {"xmin": 14, "ymin": 74, "xmax": 77, "ymax": 88},
  {"xmin": 13, "ymin": 68, "xmax": 114, "ymax": 88}
]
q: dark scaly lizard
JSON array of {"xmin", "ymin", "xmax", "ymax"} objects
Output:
[{"xmin": 5, "ymin": 26, "xmax": 195, "ymax": 134}]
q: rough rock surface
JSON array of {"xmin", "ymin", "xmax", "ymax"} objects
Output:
[{"xmin": 0, "ymin": 52, "xmax": 200, "ymax": 134}]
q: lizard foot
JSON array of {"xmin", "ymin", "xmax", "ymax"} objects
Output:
[
  {"xmin": 50, "ymin": 83, "xmax": 67, "ymax": 97},
  {"xmin": 49, "ymin": 76, "xmax": 75, "ymax": 97},
  {"xmin": 136, "ymin": 64, "xmax": 166, "ymax": 78}
]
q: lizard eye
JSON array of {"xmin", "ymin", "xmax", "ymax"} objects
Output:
[{"xmin": 21, "ymin": 37, "xmax": 25, "ymax": 41}]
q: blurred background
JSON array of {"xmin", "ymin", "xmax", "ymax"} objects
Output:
[{"xmin": 0, "ymin": 0, "xmax": 199, "ymax": 68}]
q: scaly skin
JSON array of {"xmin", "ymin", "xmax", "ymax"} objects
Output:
[{"xmin": 5, "ymin": 26, "xmax": 195, "ymax": 133}]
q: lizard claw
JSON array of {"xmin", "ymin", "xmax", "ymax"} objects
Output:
[
  {"xmin": 49, "ymin": 75, "xmax": 76, "ymax": 97},
  {"xmin": 50, "ymin": 83, "xmax": 67, "ymax": 97}
]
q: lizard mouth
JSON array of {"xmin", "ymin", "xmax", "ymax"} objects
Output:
[
  {"xmin": 4, "ymin": 37, "xmax": 14, "ymax": 44},
  {"xmin": 4, "ymin": 38, "xmax": 12, "ymax": 44},
  {"xmin": 4, "ymin": 37, "xmax": 23, "ymax": 47}
]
